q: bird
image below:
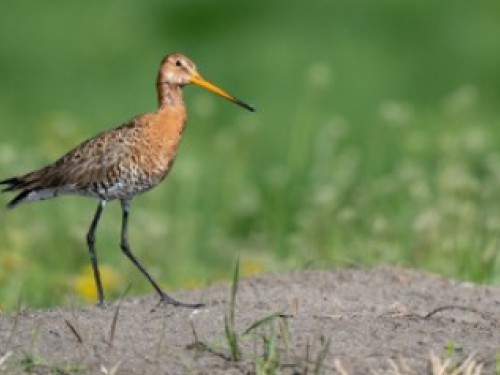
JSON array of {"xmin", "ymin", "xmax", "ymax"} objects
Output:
[{"xmin": 0, "ymin": 53, "xmax": 255, "ymax": 308}]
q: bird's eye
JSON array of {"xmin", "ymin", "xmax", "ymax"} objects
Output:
[{"xmin": 175, "ymin": 60, "xmax": 182, "ymax": 67}]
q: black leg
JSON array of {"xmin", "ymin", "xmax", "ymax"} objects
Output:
[
  {"xmin": 119, "ymin": 199, "xmax": 204, "ymax": 309},
  {"xmin": 86, "ymin": 200, "xmax": 106, "ymax": 307}
]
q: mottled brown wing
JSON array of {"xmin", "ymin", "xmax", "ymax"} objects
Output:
[
  {"xmin": 2, "ymin": 114, "xmax": 150, "ymax": 196},
  {"xmin": 37, "ymin": 118, "xmax": 146, "ymax": 189}
]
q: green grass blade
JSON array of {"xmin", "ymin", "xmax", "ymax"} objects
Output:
[
  {"xmin": 224, "ymin": 257, "xmax": 242, "ymax": 361},
  {"xmin": 313, "ymin": 337, "xmax": 331, "ymax": 375},
  {"xmin": 242, "ymin": 312, "xmax": 285, "ymax": 336},
  {"xmin": 230, "ymin": 256, "xmax": 240, "ymax": 328}
]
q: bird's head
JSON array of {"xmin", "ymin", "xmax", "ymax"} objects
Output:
[{"xmin": 158, "ymin": 53, "xmax": 255, "ymax": 112}]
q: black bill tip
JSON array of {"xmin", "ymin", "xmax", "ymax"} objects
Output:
[{"xmin": 235, "ymin": 98, "xmax": 256, "ymax": 112}]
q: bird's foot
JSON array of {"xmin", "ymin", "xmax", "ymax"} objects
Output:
[
  {"xmin": 96, "ymin": 300, "xmax": 109, "ymax": 308},
  {"xmin": 157, "ymin": 293, "xmax": 205, "ymax": 309}
]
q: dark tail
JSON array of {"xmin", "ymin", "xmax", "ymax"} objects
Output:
[
  {"xmin": 0, "ymin": 177, "xmax": 23, "ymax": 192},
  {"xmin": 0, "ymin": 177, "xmax": 37, "ymax": 209}
]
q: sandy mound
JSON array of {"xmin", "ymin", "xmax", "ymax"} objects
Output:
[{"xmin": 0, "ymin": 267, "xmax": 499, "ymax": 374}]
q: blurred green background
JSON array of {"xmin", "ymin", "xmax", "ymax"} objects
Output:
[{"xmin": 1, "ymin": 0, "xmax": 500, "ymax": 309}]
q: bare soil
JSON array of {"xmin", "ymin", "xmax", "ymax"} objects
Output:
[{"xmin": 0, "ymin": 266, "xmax": 499, "ymax": 374}]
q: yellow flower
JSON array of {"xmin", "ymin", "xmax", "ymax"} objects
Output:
[
  {"xmin": 241, "ymin": 258, "xmax": 266, "ymax": 277},
  {"xmin": 183, "ymin": 278, "xmax": 203, "ymax": 290},
  {"xmin": 1, "ymin": 252, "xmax": 25, "ymax": 271},
  {"xmin": 74, "ymin": 264, "xmax": 122, "ymax": 301}
]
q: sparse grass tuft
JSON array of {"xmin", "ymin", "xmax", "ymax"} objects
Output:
[
  {"xmin": 313, "ymin": 336, "xmax": 331, "ymax": 375},
  {"xmin": 223, "ymin": 256, "xmax": 242, "ymax": 361},
  {"xmin": 17, "ymin": 352, "xmax": 85, "ymax": 374},
  {"xmin": 207, "ymin": 259, "xmax": 333, "ymax": 374},
  {"xmin": 429, "ymin": 352, "xmax": 483, "ymax": 375},
  {"xmin": 254, "ymin": 324, "xmax": 281, "ymax": 375},
  {"xmin": 368, "ymin": 352, "xmax": 485, "ymax": 375}
]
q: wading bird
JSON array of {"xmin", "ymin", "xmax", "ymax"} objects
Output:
[{"xmin": 0, "ymin": 53, "xmax": 255, "ymax": 307}]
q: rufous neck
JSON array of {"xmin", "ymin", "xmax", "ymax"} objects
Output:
[{"xmin": 156, "ymin": 82, "xmax": 184, "ymax": 108}]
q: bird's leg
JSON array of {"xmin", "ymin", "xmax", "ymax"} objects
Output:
[
  {"xmin": 119, "ymin": 199, "xmax": 204, "ymax": 309},
  {"xmin": 87, "ymin": 200, "xmax": 107, "ymax": 307}
]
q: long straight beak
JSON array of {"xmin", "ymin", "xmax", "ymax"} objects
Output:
[{"xmin": 190, "ymin": 74, "xmax": 255, "ymax": 112}]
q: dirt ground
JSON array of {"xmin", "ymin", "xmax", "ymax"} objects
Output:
[{"xmin": 0, "ymin": 266, "xmax": 499, "ymax": 374}]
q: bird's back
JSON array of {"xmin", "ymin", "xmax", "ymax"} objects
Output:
[{"xmin": 1, "ymin": 106, "xmax": 186, "ymax": 207}]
